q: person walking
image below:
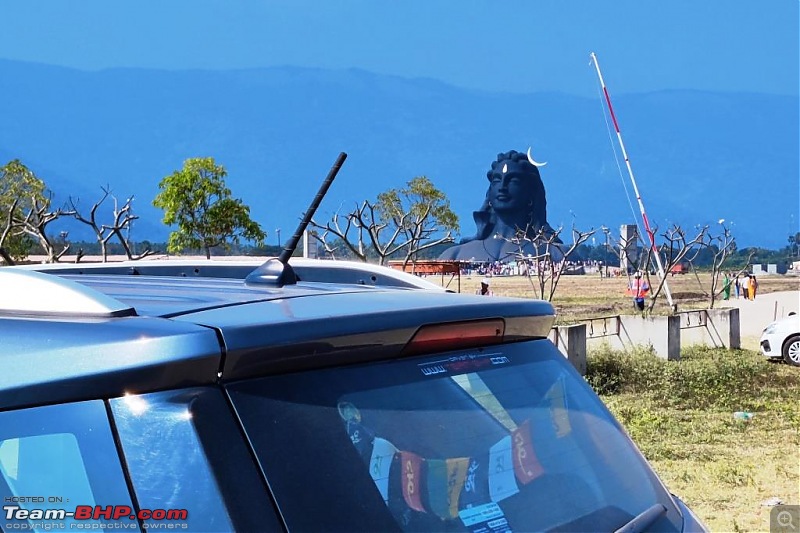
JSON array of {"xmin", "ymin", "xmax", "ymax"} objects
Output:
[
  {"xmin": 749, "ymin": 274, "xmax": 758, "ymax": 300},
  {"xmin": 742, "ymin": 274, "xmax": 750, "ymax": 300},
  {"xmin": 722, "ymin": 271, "xmax": 731, "ymax": 300},
  {"xmin": 734, "ymin": 274, "xmax": 741, "ymax": 299}
]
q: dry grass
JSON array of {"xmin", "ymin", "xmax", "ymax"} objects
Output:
[
  {"xmin": 595, "ymin": 347, "xmax": 800, "ymax": 533},
  {"xmin": 609, "ymin": 399, "xmax": 799, "ymax": 532},
  {"xmin": 450, "ymin": 271, "xmax": 799, "ymax": 323}
]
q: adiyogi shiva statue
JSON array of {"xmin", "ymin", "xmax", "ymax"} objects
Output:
[{"xmin": 439, "ymin": 149, "xmax": 562, "ymax": 263}]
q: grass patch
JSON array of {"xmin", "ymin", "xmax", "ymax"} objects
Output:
[{"xmin": 586, "ymin": 346, "xmax": 800, "ymax": 532}]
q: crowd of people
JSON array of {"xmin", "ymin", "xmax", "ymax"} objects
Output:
[
  {"xmin": 723, "ymin": 271, "xmax": 759, "ymax": 300},
  {"xmin": 459, "ymin": 259, "xmax": 599, "ymax": 278}
]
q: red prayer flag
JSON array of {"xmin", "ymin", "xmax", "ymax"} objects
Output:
[
  {"xmin": 400, "ymin": 451, "xmax": 426, "ymax": 512},
  {"xmin": 511, "ymin": 420, "xmax": 544, "ymax": 484}
]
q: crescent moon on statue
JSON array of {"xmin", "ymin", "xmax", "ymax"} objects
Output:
[{"xmin": 526, "ymin": 147, "xmax": 547, "ymax": 167}]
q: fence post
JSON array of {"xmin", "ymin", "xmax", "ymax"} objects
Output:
[{"xmin": 552, "ymin": 324, "xmax": 587, "ymax": 375}]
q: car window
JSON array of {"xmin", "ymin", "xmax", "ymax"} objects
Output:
[
  {"xmin": 110, "ymin": 387, "xmax": 283, "ymax": 533},
  {"xmin": 228, "ymin": 339, "xmax": 683, "ymax": 532},
  {"xmin": 0, "ymin": 401, "xmax": 136, "ymax": 533}
]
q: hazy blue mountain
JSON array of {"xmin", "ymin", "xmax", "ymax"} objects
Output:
[{"xmin": 0, "ymin": 59, "xmax": 796, "ymax": 250}]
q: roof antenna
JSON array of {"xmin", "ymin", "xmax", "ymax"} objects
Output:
[{"xmin": 246, "ymin": 152, "xmax": 348, "ymax": 287}]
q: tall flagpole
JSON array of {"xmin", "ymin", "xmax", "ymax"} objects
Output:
[{"xmin": 589, "ymin": 52, "xmax": 674, "ymax": 308}]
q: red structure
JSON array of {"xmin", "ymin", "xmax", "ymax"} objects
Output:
[{"xmin": 388, "ymin": 260, "xmax": 463, "ymax": 292}]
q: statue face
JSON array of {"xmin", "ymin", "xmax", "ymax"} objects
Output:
[{"xmin": 488, "ymin": 166, "xmax": 532, "ymax": 214}]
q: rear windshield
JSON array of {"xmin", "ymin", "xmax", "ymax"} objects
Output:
[{"xmin": 228, "ymin": 339, "xmax": 682, "ymax": 532}]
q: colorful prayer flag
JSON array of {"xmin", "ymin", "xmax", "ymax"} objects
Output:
[
  {"xmin": 459, "ymin": 455, "xmax": 491, "ymax": 510},
  {"xmin": 488, "ymin": 436, "xmax": 519, "ymax": 502},
  {"xmin": 545, "ymin": 377, "xmax": 572, "ymax": 438},
  {"xmin": 511, "ymin": 420, "xmax": 544, "ymax": 484},
  {"xmin": 400, "ymin": 451, "xmax": 426, "ymax": 512},
  {"xmin": 369, "ymin": 438, "xmax": 397, "ymax": 503}
]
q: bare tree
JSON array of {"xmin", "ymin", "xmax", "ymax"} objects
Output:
[
  {"xmin": 311, "ymin": 177, "xmax": 457, "ymax": 268},
  {"xmin": 69, "ymin": 188, "xmax": 116, "ymax": 261},
  {"xmin": 789, "ymin": 232, "xmax": 800, "ymax": 258},
  {"xmin": 634, "ymin": 222, "xmax": 753, "ymax": 311},
  {"xmin": 705, "ymin": 223, "xmax": 736, "ymax": 307},
  {"xmin": 311, "ymin": 200, "xmax": 410, "ymax": 265},
  {"xmin": 633, "ymin": 224, "xmax": 705, "ymax": 312},
  {"xmin": 510, "ymin": 224, "xmax": 595, "ymax": 302},
  {"xmin": 312, "ymin": 202, "xmax": 377, "ymax": 262},
  {"xmin": 70, "ymin": 187, "xmax": 159, "ymax": 262},
  {"xmin": 597, "ymin": 223, "xmax": 676, "ymax": 314},
  {"xmin": 13, "ymin": 192, "xmax": 76, "ymax": 263},
  {"xmin": 695, "ymin": 221, "xmax": 752, "ymax": 308},
  {"xmin": 312, "ymin": 230, "xmax": 343, "ymax": 260}
]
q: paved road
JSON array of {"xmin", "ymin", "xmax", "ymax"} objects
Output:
[{"xmin": 719, "ymin": 290, "xmax": 800, "ymax": 348}]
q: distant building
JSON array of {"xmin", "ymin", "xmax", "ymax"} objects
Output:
[
  {"xmin": 751, "ymin": 263, "xmax": 789, "ymax": 275},
  {"xmin": 619, "ymin": 224, "xmax": 638, "ymax": 273}
]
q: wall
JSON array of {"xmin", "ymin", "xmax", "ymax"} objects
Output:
[
  {"xmin": 551, "ymin": 308, "xmax": 741, "ymax": 374},
  {"xmin": 679, "ymin": 308, "xmax": 741, "ymax": 349}
]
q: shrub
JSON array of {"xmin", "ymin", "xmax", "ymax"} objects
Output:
[
  {"xmin": 585, "ymin": 345, "xmax": 791, "ymax": 410},
  {"xmin": 584, "ymin": 343, "xmax": 661, "ymax": 395}
]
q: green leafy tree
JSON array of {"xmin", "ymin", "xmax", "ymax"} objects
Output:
[
  {"xmin": 310, "ymin": 176, "xmax": 458, "ymax": 267},
  {"xmin": 376, "ymin": 176, "xmax": 459, "ymax": 269},
  {"xmin": 153, "ymin": 157, "xmax": 266, "ymax": 259},
  {"xmin": 0, "ymin": 160, "xmax": 46, "ymax": 263}
]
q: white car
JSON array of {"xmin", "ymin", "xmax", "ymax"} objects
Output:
[{"xmin": 760, "ymin": 313, "xmax": 800, "ymax": 366}]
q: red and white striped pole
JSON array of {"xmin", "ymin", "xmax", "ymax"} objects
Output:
[{"xmin": 590, "ymin": 52, "xmax": 674, "ymax": 308}]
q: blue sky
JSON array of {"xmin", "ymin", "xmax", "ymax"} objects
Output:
[{"xmin": 0, "ymin": 0, "xmax": 796, "ymax": 97}]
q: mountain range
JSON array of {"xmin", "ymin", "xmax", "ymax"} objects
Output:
[{"xmin": 0, "ymin": 59, "xmax": 796, "ymax": 250}]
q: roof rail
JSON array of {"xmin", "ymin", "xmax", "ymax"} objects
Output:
[
  {"xmin": 11, "ymin": 259, "xmax": 450, "ymax": 291},
  {"xmin": 0, "ymin": 268, "xmax": 136, "ymax": 317}
]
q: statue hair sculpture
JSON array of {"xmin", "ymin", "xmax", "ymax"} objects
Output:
[{"xmin": 438, "ymin": 149, "xmax": 561, "ymax": 262}]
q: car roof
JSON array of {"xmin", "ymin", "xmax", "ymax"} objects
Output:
[
  {"xmin": 13, "ymin": 257, "xmax": 450, "ymax": 291},
  {"xmin": 57, "ymin": 273, "xmax": 381, "ymax": 317},
  {"xmin": 7, "ymin": 258, "xmax": 450, "ymax": 317},
  {"xmin": 0, "ymin": 260, "xmax": 554, "ymax": 410}
]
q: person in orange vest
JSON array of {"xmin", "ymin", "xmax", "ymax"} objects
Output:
[{"xmin": 628, "ymin": 271, "xmax": 650, "ymax": 311}]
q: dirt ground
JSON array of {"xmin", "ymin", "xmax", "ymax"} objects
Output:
[{"xmin": 444, "ymin": 270, "xmax": 800, "ymax": 322}]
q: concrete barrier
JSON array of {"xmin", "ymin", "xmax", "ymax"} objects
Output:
[
  {"xmin": 552, "ymin": 307, "xmax": 742, "ymax": 367},
  {"xmin": 679, "ymin": 308, "xmax": 740, "ymax": 349},
  {"xmin": 602, "ymin": 314, "xmax": 681, "ymax": 361},
  {"xmin": 549, "ymin": 324, "xmax": 587, "ymax": 375}
]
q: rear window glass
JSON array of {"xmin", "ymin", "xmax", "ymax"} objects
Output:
[
  {"xmin": 0, "ymin": 401, "xmax": 135, "ymax": 533},
  {"xmin": 110, "ymin": 387, "xmax": 282, "ymax": 533},
  {"xmin": 228, "ymin": 339, "xmax": 682, "ymax": 532}
]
